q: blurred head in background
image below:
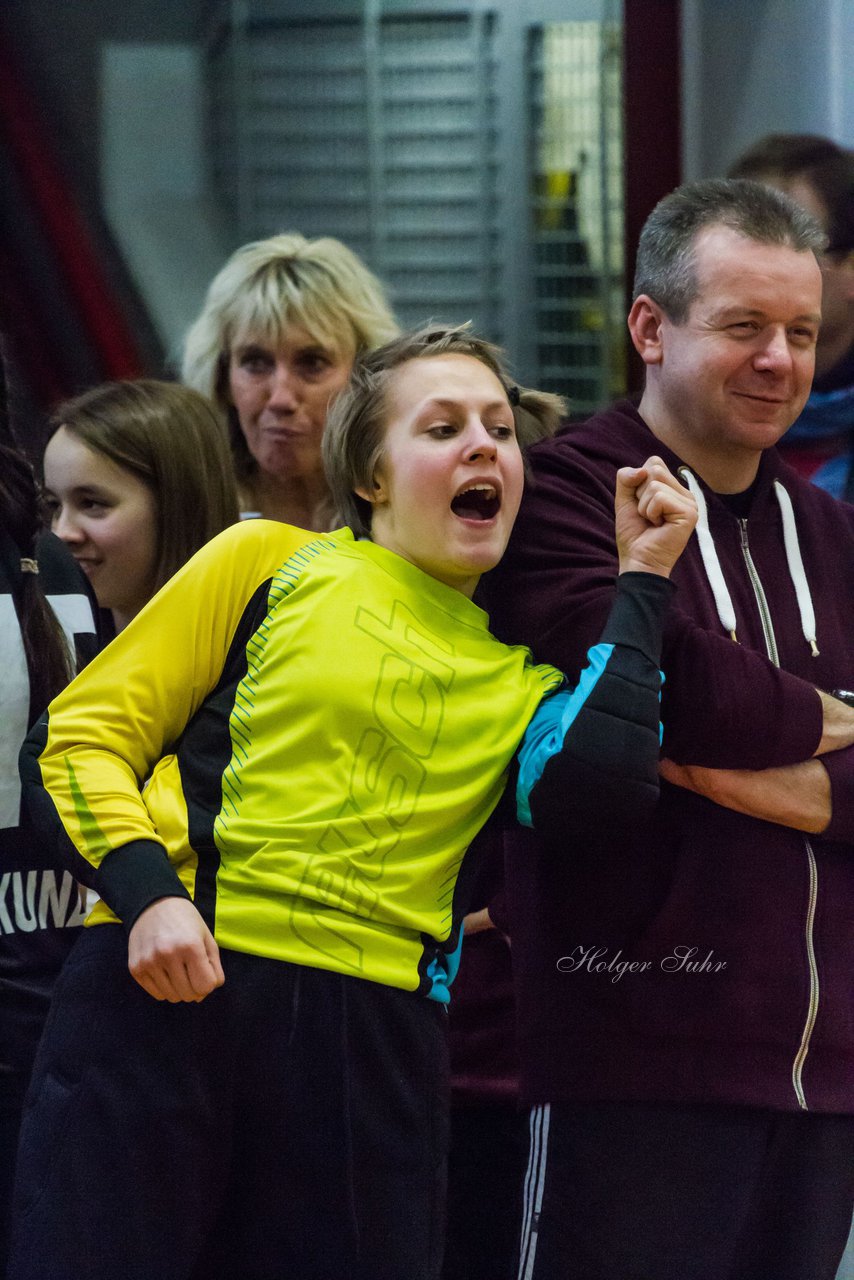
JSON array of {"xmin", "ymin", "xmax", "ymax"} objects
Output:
[{"xmin": 181, "ymin": 232, "xmax": 399, "ymax": 530}]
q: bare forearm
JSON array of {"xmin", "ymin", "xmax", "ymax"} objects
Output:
[
  {"xmin": 815, "ymin": 690, "xmax": 854, "ymax": 756},
  {"xmin": 462, "ymin": 907, "xmax": 494, "ymax": 935},
  {"xmin": 660, "ymin": 758, "xmax": 831, "ymax": 834}
]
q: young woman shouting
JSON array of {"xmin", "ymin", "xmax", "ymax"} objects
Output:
[{"xmin": 12, "ymin": 326, "xmax": 696, "ymax": 1280}]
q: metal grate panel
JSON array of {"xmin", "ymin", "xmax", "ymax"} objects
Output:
[
  {"xmin": 206, "ymin": 7, "xmax": 501, "ymax": 338},
  {"xmin": 204, "ymin": 1, "xmax": 624, "ymax": 398},
  {"xmin": 528, "ymin": 18, "xmax": 624, "ymax": 412}
]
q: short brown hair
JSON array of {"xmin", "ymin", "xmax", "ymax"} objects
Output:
[
  {"xmin": 634, "ymin": 178, "xmax": 826, "ymax": 323},
  {"xmin": 50, "ymin": 380, "xmax": 240, "ymax": 592},
  {"xmin": 322, "ymin": 324, "xmax": 566, "ymax": 536}
]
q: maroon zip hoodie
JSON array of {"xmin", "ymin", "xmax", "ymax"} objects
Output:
[{"xmin": 485, "ymin": 400, "xmax": 854, "ymax": 1113}]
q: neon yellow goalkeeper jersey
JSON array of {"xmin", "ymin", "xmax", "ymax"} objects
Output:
[{"xmin": 23, "ymin": 521, "xmax": 562, "ymax": 1001}]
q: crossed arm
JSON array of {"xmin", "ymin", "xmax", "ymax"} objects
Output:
[
  {"xmin": 659, "ymin": 757, "xmax": 831, "ymax": 834},
  {"xmin": 660, "ymin": 691, "xmax": 854, "ymax": 834}
]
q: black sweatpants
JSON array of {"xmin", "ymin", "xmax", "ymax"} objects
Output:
[
  {"xmin": 443, "ymin": 1102, "xmax": 529, "ymax": 1280},
  {"xmin": 518, "ymin": 1099, "xmax": 854, "ymax": 1280},
  {"xmin": 0, "ymin": 1069, "xmax": 30, "ymax": 1278},
  {"xmin": 9, "ymin": 925, "xmax": 449, "ymax": 1280}
]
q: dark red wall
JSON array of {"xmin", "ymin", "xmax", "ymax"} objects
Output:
[{"xmin": 623, "ymin": 0, "xmax": 682, "ymax": 392}]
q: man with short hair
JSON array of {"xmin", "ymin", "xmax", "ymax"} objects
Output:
[
  {"xmin": 486, "ymin": 178, "xmax": 854, "ymax": 1280},
  {"xmin": 729, "ymin": 135, "xmax": 854, "ymax": 497}
]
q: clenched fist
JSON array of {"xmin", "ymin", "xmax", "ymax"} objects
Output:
[{"xmin": 615, "ymin": 456, "xmax": 698, "ymax": 578}]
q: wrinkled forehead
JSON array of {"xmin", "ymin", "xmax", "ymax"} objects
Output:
[{"xmin": 690, "ymin": 224, "xmax": 822, "ymax": 313}]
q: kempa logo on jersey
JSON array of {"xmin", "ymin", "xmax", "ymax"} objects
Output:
[
  {"xmin": 0, "ymin": 870, "xmax": 88, "ymax": 934},
  {"xmin": 293, "ymin": 597, "xmax": 456, "ymax": 963}
]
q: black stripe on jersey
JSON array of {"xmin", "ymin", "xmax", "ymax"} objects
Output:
[
  {"xmin": 175, "ymin": 578, "xmax": 274, "ymax": 930},
  {"xmin": 19, "ymin": 711, "xmax": 102, "ymax": 891}
]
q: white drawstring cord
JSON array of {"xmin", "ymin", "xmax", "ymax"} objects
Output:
[
  {"xmin": 773, "ymin": 480, "xmax": 820, "ymax": 656},
  {"xmin": 678, "ymin": 467, "xmax": 739, "ymax": 643},
  {"xmin": 678, "ymin": 469, "xmax": 819, "ymax": 657}
]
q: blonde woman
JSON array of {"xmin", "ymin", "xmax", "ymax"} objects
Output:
[{"xmin": 182, "ymin": 233, "xmax": 398, "ymax": 528}]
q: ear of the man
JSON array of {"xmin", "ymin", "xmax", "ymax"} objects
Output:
[{"xmin": 628, "ymin": 295, "xmax": 667, "ymax": 366}]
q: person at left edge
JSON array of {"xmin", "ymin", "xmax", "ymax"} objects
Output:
[
  {"xmin": 0, "ymin": 337, "xmax": 98, "ymax": 1275},
  {"xmin": 11, "ymin": 324, "xmax": 696, "ymax": 1280}
]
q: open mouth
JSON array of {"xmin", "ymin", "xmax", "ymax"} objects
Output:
[{"xmin": 450, "ymin": 483, "xmax": 500, "ymax": 521}]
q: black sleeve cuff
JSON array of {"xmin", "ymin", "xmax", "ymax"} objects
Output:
[
  {"xmin": 600, "ymin": 572, "xmax": 675, "ymax": 666},
  {"xmin": 93, "ymin": 839, "xmax": 192, "ymax": 933}
]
